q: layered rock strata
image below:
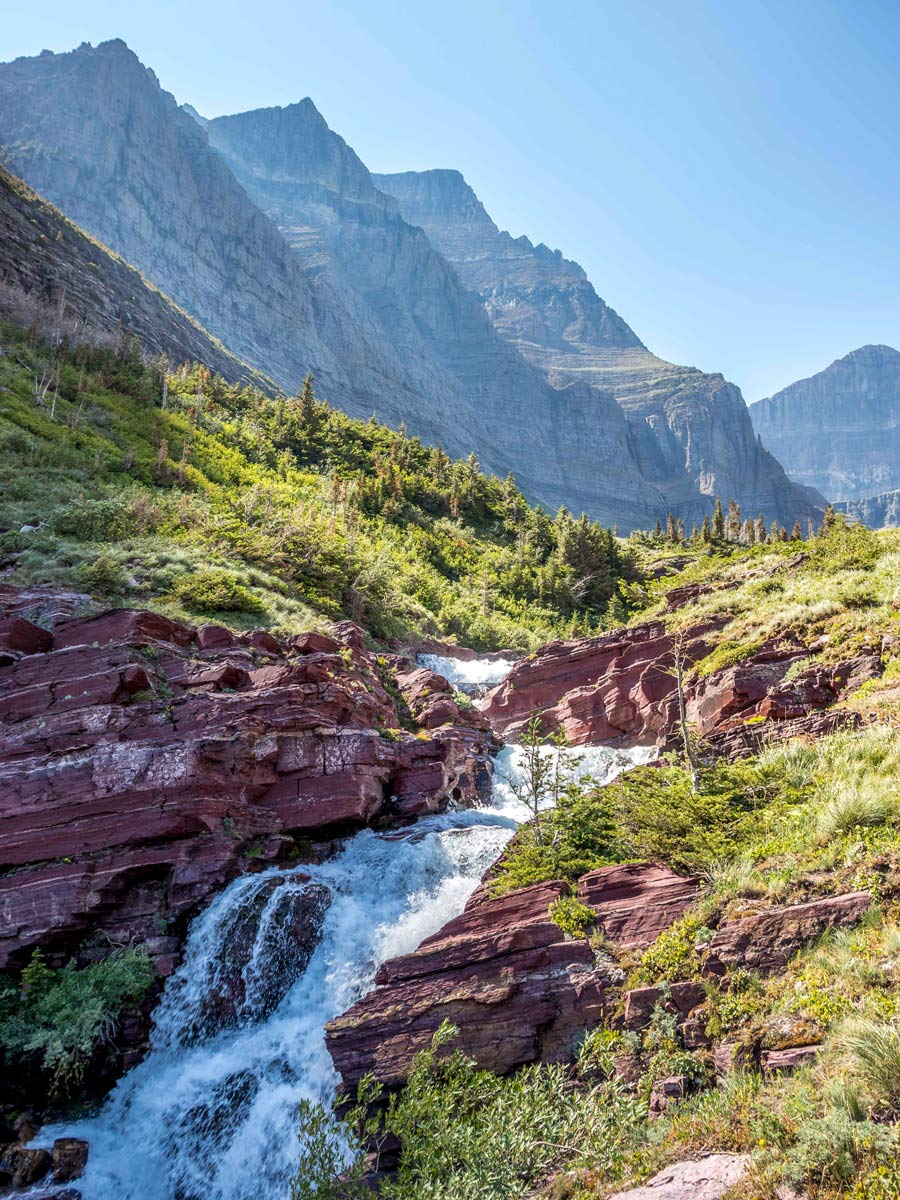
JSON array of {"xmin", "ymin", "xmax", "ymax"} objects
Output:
[{"xmin": 0, "ymin": 587, "xmax": 495, "ymax": 974}]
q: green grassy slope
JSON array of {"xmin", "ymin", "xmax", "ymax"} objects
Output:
[{"xmin": 0, "ymin": 321, "xmax": 632, "ymax": 650}]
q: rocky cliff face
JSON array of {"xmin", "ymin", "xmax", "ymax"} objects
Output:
[
  {"xmin": 0, "ymin": 586, "xmax": 495, "ymax": 976},
  {"xmin": 749, "ymin": 344, "xmax": 900, "ymax": 503},
  {"xmin": 375, "ymin": 168, "xmax": 822, "ymax": 527},
  {"xmin": 0, "ymin": 40, "xmax": 819, "ymax": 531},
  {"xmin": 203, "ymin": 102, "xmax": 661, "ymax": 525},
  {"xmin": 0, "ymin": 41, "xmax": 435, "ymax": 428},
  {"xmin": 0, "ymin": 163, "xmax": 268, "ymax": 388}
]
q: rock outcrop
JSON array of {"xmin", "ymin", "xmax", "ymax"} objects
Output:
[
  {"xmin": 0, "ymin": 164, "xmax": 268, "ymax": 389},
  {"xmin": 376, "ymin": 168, "xmax": 822, "ymax": 529},
  {"xmin": 606, "ymin": 1155, "xmax": 748, "ymax": 1200},
  {"xmin": 703, "ymin": 891, "xmax": 872, "ymax": 976},
  {"xmin": 750, "ymin": 345, "xmax": 900, "ymax": 503},
  {"xmin": 483, "ymin": 603, "xmax": 878, "ymax": 752},
  {"xmin": 0, "ymin": 587, "xmax": 495, "ymax": 974},
  {"xmin": 481, "ymin": 620, "xmax": 720, "ymax": 746},
  {"xmin": 325, "ymin": 863, "xmax": 699, "ymax": 1088}
]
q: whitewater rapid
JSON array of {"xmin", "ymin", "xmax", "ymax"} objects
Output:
[
  {"xmin": 38, "ymin": 663, "xmax": 649, "ymax": 1200},
  {"xmin": 416, "ymin": 652, "xmax": 514, "ymax": 701}
]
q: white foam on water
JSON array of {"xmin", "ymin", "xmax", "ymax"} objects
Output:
[
  {"xmin": 416, "ymin": 653, "xmax": 514, "ymax": 699},
  {"xmin": 35, "ymin": 741, "xmax": 650, "ymax": 1200}
]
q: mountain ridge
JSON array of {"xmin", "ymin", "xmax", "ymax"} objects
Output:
[{"xmin": 750, "ymin": 343, "xmax": 900, "ymax": 503}]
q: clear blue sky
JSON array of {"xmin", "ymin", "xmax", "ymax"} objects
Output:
[{"xmin": 5, "ymin": 0, "xmax": 899, "ymax": 400}]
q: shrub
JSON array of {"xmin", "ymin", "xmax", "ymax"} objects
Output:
[
  {"xmin": 172, "ymin": 568, "xmax": 265, "ymax": 614},
  {"xmin": 77, "ymin": 552, "xmax": 128, "ymax": 595},
  {"xmin": 0, "ymin": 947, "xmax": 154, "ymax": 1090},
  {"xmin": 548, "ymin": 894, "xmax": 595, "ymax": 939}
]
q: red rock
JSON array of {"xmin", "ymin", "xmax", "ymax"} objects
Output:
[
  {"xmin": 577, "ymin": 863, "xmax": 700, "ymax": 948},
  {"xmin": 52, "ymin": 609, "xmax": 195, "ymax": 650},
  {"xmin": 762, "ymin": 1045, "xmax": 821, "ymax": 1075},
  {"xmin": 482, "ymin": 620, "xmax": 722, "ymax": 747},
  {"xmin": 239, "ymin": 630, "xmax": 282, "ymax": 656},
  {"xmin": 623, "ymin": 981, "xmax": 705, "ymax": 1029},
  {"xmin": 292, "ymin": 631, "xmax": 341, "ymax": 655},
  {"xmin": 326, "ymin": 864, "xmax": 698, "ymax": 1088},
  {"xmin": 0, "ymin": 615, "xmax": 52, "ymax": 657},
  {"xmin": 0, "ymin": 588, "xmax": 495, "ymax": 971},
  {"xmin": 703, "ymin": 892, "xmax": 871, "ymax": 977},
  {"xmin": 712, "ymin": 1040, "xmax": 756, "ymax": 1077},
  {"xmin": 196, "ymin": 624, "xmax": 235, "ymax": 650},
  {"xmin": 648, "ymin": 1074, "xmax": 690, "ymax": 1118},
  {"xmin": 391, "ymin": 662, "xmax": 491, "ymax": 733}
]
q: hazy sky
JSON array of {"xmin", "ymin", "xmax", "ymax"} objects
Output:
[{"xmin": 5, "ymin": 0, "xmax": 898, "ymax": 399}]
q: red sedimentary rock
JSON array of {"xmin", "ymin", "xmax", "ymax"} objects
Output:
[
  {"xmin": 325, "ymin": 863, "xmax": 701, "ymax": 1088},
  {"xmin": 0, "ymin": 588, "xmax": 495, "ymax": 974}
]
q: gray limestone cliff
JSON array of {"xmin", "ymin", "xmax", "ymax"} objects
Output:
[
  {"xmin": 375, "ymin": 168, "xmax": 821, "ymax": 526},
  {"xmin": 749, "ymin": 345, "xmax": 900, "ymax": 502},
  {"xmin": 0, "ymin": 163, "xmax": 269, "ymax": 388}
]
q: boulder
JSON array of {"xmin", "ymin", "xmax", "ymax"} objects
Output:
[
  {"xmin": 0, "ymin": 1145, "xmax": 52, "ymax": 1187},
  {"xmin": 761, "ymin": 1045, "xmax": 821, "ymax": 1075},
  {"xmin": 623, "ymin": 981, "xmax": 705, "ymax": 1030},
  {"xmin": 703, "ymin": 892, "xmax": 871, "ymax": 976},
  {"xmin": 51, "ymin": 1137, "xmax": 89, "ymax": 1183},
  {"xmin": 606, "ymin": 1154, "xmax": 748, "ymax": 1199},
  {"xmin": 648, "ymin": 1075, "xmax": 690, "ymax": 1118}
]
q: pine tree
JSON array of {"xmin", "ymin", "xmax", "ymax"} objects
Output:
[
  {"xmin": 822, "ymin": 503, "xmax": 837, "ymax": 533},
  {"xmin": 654, "ymin": 517, "xmax": 663, "ymax": 539},
  {"xmin": 790, "ymin": 520, "xmax": 803, "ymax": 540},
  {"xmin": 712, "ymin": 497, "xmax": 725, "ymax": 540},
  {"xmin": 755, "ymin": 514, "xmax": 767, "ymax": 544},
  {"xmin": 701, "ymin": 516, "xmax": 712, "ymax": 543},
  {"xmin": 666, "ymin": 512, "xmax": 677, "ymax": 543},
  {"xmin": 298, "ymin": 373, "xmax": 318, "ymax": 432},
  {"xmin": 742, "ymin": 518, "xmax": 755, "ymax": 545},
  {"xmin": 726, "ymin": 499, "xmax": 742, "ymax": 542}
]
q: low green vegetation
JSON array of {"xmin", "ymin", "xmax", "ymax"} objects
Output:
[
  {"xmin": 0, "ymin": 946, "xmax": 154, "ymax": 1093},
  {"xmin": 298, "ymin": 719, "xmax": 900, "ymax": 1199},
  {"xmin": 0, "ymin": 321, "xmax": 636, "ymax": 649}
]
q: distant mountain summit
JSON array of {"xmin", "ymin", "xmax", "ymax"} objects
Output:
[
  {"xmin": 0, "ymin": 39, "xmax": 821, "ymax": 530},
  {"xmin": 750, "ymin": 345, "xmax": 900, "ymax": 502},
  {"xmin": 376, "ymin": 167, "xmax": 819, "ymax": 525}
]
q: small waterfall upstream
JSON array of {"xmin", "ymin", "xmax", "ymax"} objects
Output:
[
  {"xmin": 37, "ymin": 663, "xmax": 649, "ymax": 1200},
  {"xmin": 416, "ymin": 653, "xmax": 514, "ymax": 703}
]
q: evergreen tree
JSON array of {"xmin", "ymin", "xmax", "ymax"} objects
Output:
[
  {"xmin": 666, "ymin": 512, "xmax": 677, "ymax": 543},
  {"xmin": 701, "ymin": 516, "xmax": 712, "ymax": 543},
  {"xmin": 726, "ymin": 499, "xmax": 742, "ymax": 542},
  {"xmin": 790, "ymin": 520, "xmax": 803, "ymax": 541},
  {"xmin": 755, "ymin": 514, "xmax": 767, "ymax": 544},
  {"xmin": 654, "ymin": 517, "xmax": 663, "ymax": 539},
  {"xmin": 712, "ymin": 497, "xmax": 725, "ymax": 540},
  {"xmin": 822, "ymin": 503, "xmax": 837, "ymax": 533}
]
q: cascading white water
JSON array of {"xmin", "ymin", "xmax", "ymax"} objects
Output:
[
  {"xmin": 37, "ymin": 743, "xmax": 649, "ymax": 1200},
  {"xmin": 416, "ymin": 653, "xmax": 514, "ymax": 699}
]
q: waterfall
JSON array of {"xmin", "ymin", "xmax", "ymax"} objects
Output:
[
  {"xmin": 36, "ymin": 743, "xmax": 648, "ymax": 1200},
  {"xmin": 416, "ymin": 652, "xmax": 515, "ymax": 699}
]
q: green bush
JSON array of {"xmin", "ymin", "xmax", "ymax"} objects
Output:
[
  {"xmin": 172, "ymin": 568, "xmax": 265, "ymax": 614},
  {"xmin": 0, "ymin": 947, "xmax": 154, "ymax": 1090},
  {"xmin": 77, "ymin": 552, "xmax": 128, "ymax": 595},
  {"xmin": 548, "ymin": 894, "xmax": 595, "ymax": 939}
]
